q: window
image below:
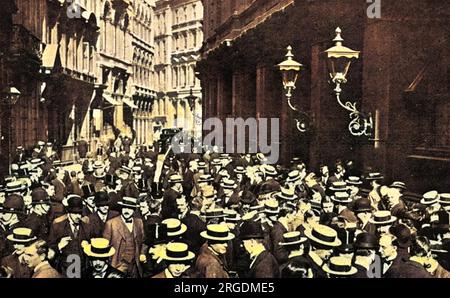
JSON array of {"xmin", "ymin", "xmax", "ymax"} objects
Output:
[{"xmin": 193, "ymin": 4, "xmax": 197, "ymax": 19}]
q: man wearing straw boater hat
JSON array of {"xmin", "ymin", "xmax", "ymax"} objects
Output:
[
  {"xmin": 433, "ymin": 193, "xmax": 450, "ymax": 239},
  {"xmin": 418, "ymin": 190, "xmax": 441, "ymax": 239},
  {"xmin": 152, "ymin": 242, "xmax": 195, "ymax": 278},
  {"xmin": 323, "ymin": 256, "xmax": 357, "ymax": 278},
  {"xmin": 239, "ymin": 220, "xmax": 280, "ymax": 278},
  {"xmin": 196, "ymin": 223, "xmax": 235, "ymax": 278},
  {"xmin": 82, "ymin": 238, "xmax": 124, "ymax": 278},
  {"xmin": 103, "ymin": 196, "xmax": 145, "ymax": 278},
  {"xmin": 369, "ymin": 210, "xmax": 398, "ymax": 236},
  {"xmin": 304, "ymin": 224, "xmax": 342, "ymax": 278},
  {"xmin": 330, "ymin": 190, "xmax": 357, "ymax": 224},
  {"xmin": 0, "ymin": 227, "xmax": 36, "ymax": 278}
]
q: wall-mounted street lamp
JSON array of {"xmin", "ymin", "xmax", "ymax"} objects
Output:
[
  {"xmin": 277, "ymin": 46, "xmax": 311, "ymax": 132},
  {"xmin": 185, "ymin": 88, "xmax": 197, "ymax": 112},
  {"xmin": 325, "ymin": 27, "xmax": 374, "ymax": 137}
]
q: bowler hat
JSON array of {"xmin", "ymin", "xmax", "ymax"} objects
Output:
[
  {"xmin": 264, "ymin": 199, "xmax": 280, "ymax": 215},
  {"xmin": 389, "ymin": 224, "xmax": 412, "ymax": 248},
  {"xmin": 65, "ymin": 195, "xmax": 83, "ymax": 214},
  {"xmin": 7, "ymin": 228, "xmax": 36, "ymax": 244},
  {"xmin": 1, "ymin": 194, "xmax": 24, "ymax": 214},
  {"xmin": 239, "ymin": 220, "xmax": 265, "ymax": 240},
  {"xmin": 201, "ymin": 224, "xmax": 235, "ymax": 242},
  {"xmin": 353, "ymin": 197, "xmax": 372, "ymax": 213},
  {"xmin": 82, "ymin": 184, "xmax": 96, "ymax": 198},
  {"xmin": 104, "ymin": 174, "xmax": 119, "ymax": 187},
  {"xmin": 83, "ymin": 238, "xmax": 116, "ymax": 258},
  {"xmin": 240, "ymin": 190, "xmax": 256, "ymax": 205},
  {"xmin": 31, "ymin": 188, "xmax": 50, "ymax": 205},
  {"xmin": 94, "ymin": 191, "xmax": 110, "ymax": 207},
  {"xmin": 354, "ymin": 232, "xmax": 379, "ymax": 250}
]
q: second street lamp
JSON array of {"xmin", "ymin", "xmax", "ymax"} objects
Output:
[{"xmin": 277, "ymin": 46, "xmax": 311, "ymax": 132}]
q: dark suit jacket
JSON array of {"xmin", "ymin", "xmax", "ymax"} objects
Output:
[
  {"xmin": 180, "ymin": 212, "xmax": 206, "ymax": 254},
  {"xmin": 103, "ymin": 216, "xmax": 145, "ymax": 278},
  {"xmin": 87, "ymin": 211, "xmax": 120, "ymax": 238},
  {"xmin": 195, "ymin": 243, "xmax": 229, "ymax": 278},
  {"xmin": 269, "ymin": 222, "xmax": 289, "ymax": 265},
  {"xmin": 161, "ymin": 188, "xmax": 180, "ymax": 219},
  {"xmin": 24, "ymin": 212, "xmax": 51, "ymax": 242},
  {"xmin": 384, "ymin": 252, "xmax": 432, "ymax": 278},
  {"xmin": 48, "ymin": 215, "xmax": 93, "ymax": 275},
  {"xmin": 248, "ymin": 250, "xmax": 280, "ymax": 278}
]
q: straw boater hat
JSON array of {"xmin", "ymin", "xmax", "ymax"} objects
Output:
[
  {"xmin": 169, "ymin": 174, "xmax": 183, "ymax": 183},
  {"xmin": 220, "ymin": 178, "xmax": 237, "ymax": 190},
  {"xmin": 224, "ymin": 209, "xmax": 241, "ymax": 222},
  {"xmin": 264, "ymin": 199, "xmax": 280, "ymax": 215},
  {"xmin": 132, "ymin": 166, "xmax": 143, "ymax": 175},
  {"xmin": 119, "ymin": 166, "xmax": 132, "ymax": 175},
  {"xmin": 83, "ymin": 238, "xmax": 116, "ymax": 258},
  {"xmin": 198, "ymin": 174, "xmax": 213, "ymax": 183},
  {"xmin": 390, "ymin": 181, "xmax": 407, "ymax": 191},
  {"xmin": 363, "ymin": 172, "xmax": 384, "ymax": 181},
  {"xmin": 329, "ymin": 181, "xmax": 349, "ymax": 192},
  {"xmin": 305, "ymin": 224, "xmax": 342, "ymax": 247},
  {"xmin": 93, "ymin": 161, "xmax": 105, "ymax": 170},
  {"xmin": 201, "ymin": 224, "xmax": 235, "ymax": 242},
  {"xmin": 323, "ymin": 256, "xmax": 357, "ymax": 276},
  {"xmin": 345, "ymin": 176, "xmax": 363, "ymax": 186},
  {"xmin": 162, "ymin": 218, "xmax": 187, "ymax": 237},
  {"xmin": 204, "ymin": 208, "xmax": 225, "ymax": 220},
  {"xmin": 118, "ymin": 197, "xmax": 139, "ymax": 209},
  {"xmin": 197, "ymin": 161, "xmax": 207, "ymax": 169},
  {"xmin": 439, "ymin": 193, "xmax": 450, "ymax": 205},
  {"xmin": 279, "ymin": 231, "xmax": 308, "ymax": 247},
  {"xmin": 161, "ymin": 242, "xmax": 195, "ymax": 263},
  {"xmin": 211, "ymin": 158, "xmax": 221, "ymax": 166},
  {"xmin": 369, "ymin": 210, "xmax": 397, "ymax": 225},
  {"xmin": 261, "ymin": 165, "xmax": 277, "ymax": 177},
  {"xmin": 420, "ymin": 190, "xmax": 440, "ymax": 205},
  {"xmin": 234, "ymin": 166, "xmax": 246, "ymax": 174},
  {"xmin": 286, "ymin": 170, "xmax": 302, "ymax": 183},
  {"xmin": 94, "ymin": 168, "xmax": 106, "ymax": 179},
  {"xmin": 7, "ymin": 228, "xmax": 37, "ymax": 244},
  {"xmin": 331, "ymin": 191, "xmax": 352, "ymax": 204},
  {"xmin": 275, "ymin": 187, "xmax": 298, "ymax": 201}
]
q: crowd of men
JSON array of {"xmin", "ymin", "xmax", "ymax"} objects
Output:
[{"xmin": 0, "ymin": 137, "xmax": 449, "ymax": 278}]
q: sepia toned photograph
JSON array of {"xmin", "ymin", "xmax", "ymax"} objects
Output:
[{"xmin": 0, "ymin": 0, "xmax": 449, "ymax": 285}]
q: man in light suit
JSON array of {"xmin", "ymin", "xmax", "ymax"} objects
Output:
[{"xmin": 103, "ymin": 197, "xmax": 145, "ymax": 278}]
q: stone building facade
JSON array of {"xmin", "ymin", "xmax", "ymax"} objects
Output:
[
  {"xmin": 153, "ymin": 0, "xmax": 203, "ymax": 140},
  {"xmin": 199, "ymin": 0, "xmax": 450, "ymax": 193},
  {"xmin": 0, "ymin": 0, "xmax": 158, "ymax": 170}
]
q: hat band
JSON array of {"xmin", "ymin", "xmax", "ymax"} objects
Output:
[
  {"xmin": 312, "ymin": 229, "xmax": 335, "ymax": 243},
  {"xmin": 283, "ymin": 235, "xmax": 301, "ymax": 243},
  {"xmin": 91, "ymin": 246, "xmax": 112, "ymax": 255},
  {"xmin": 13, "ymin": 233, "xmax": 34, "ymax": 241},
  {"xmin": 374, "ymin": 215, "xmax": 391, "ymax": 222},
  {"xmin": 207, "ymin": 230, "xmax": 228, "ymax": 238},
  {"xmin": 166, "ymin": 250, "xmax": 189, "ymax": 259},
  {"xmin": 329, "ymin": 263, "xmax": 351, "ymax": 273},
  {"xmin": 167, "ymin": 225, "xmax": 181, "ymax": 233}
]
